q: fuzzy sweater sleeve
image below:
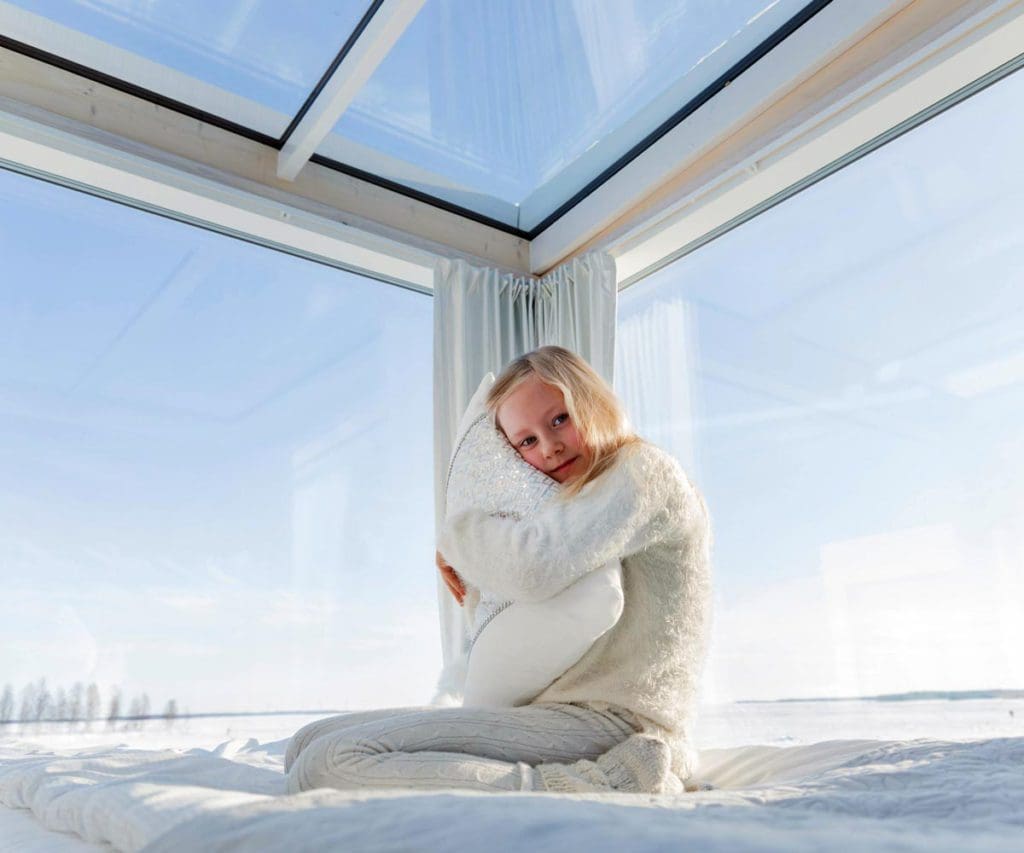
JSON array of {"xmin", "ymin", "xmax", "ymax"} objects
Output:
[{"xmin": 437, "ymin": 443, "xmax": 679, "ymax": 603}]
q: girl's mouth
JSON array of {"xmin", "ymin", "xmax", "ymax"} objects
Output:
[{"xmin": 552, "ymin": 457, "xmax": 577, "ymax": 474}]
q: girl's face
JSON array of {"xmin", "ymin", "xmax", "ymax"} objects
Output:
[{"xmin": 496, "ymin": 374, "xmax": 591, "ymax": 484}]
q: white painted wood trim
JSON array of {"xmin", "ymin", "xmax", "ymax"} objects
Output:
[
  {"xmin": 529, "ymin": 0, "xmax": 917, "ymax": 274},
  {"xmin": 611, "ymin": 0, "xmax": 1024, "ymax": 287},
  {"xmin": 3, "ymin": 0, "xmax": 1015, "ymax": 293},
  {"xmin": 277, "ymin": 0, "xmax": 427, "ymax": 181},
  {"xmin": 0, "ymin": 45, "xmax": 530, "ymax": 276},
  {"xmin": 0, "ymin": 104, "xmax": 436, "ymax": 291}
]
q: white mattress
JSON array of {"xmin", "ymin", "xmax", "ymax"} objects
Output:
[{"xmin": 2, "ymin": 733, "xmax": 1022, "ymax": 852}]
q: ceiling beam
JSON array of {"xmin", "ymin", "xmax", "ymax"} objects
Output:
[
  {"xmin": 0, "ymin": 102, "xmax": 436, "ymax": 291},
  {"xmin": 0, "ymin": 44, "xmax": 530, "ymax": 281},
  {"xmin": 528, "ymin": 0, "xmax": 918, "ymax": 275},
  {"xmin": 607, "ymin": 0, "xmax": 1024, "ymax": 287},
  {"xmin": 277, "ymin": 0, "xmax": 427, "ymax": 182}
]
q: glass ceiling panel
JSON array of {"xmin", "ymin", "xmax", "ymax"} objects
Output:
[
  {"xmin": 1, "ymin": 0, "xmax": 371, "ymax": 137},
  {"xmin": 318, "ymin": 0, "xmax": 811, "ymax": 230}
]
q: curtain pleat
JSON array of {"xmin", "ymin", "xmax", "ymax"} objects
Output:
[{"xmin": 614, "ymin": 294, "xmax": 700, "ymax": 480}]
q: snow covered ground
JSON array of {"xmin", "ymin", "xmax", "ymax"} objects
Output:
[
  {"xmin": 2, "ymin": 699, "xmax": 1022, "ymax": 851},
  {"xmin": 696, "ymin": 696, "xmax": 1024, "ymax": 747},
  {"xmin": 7, "ymin": 696, "xmax": 1022, "ymax": 752}
]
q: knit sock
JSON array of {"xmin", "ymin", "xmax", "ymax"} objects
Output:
[{"xmin": 528, "ymin": 733, "xmax": 683, "ymax": 794}]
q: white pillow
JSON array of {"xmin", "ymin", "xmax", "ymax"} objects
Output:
[
  {"xmin": 463, "ymin": 561, "xmax": 624, "ymax": 708},
  {"xmin": 445, "ymin": 372, "xmax": 558, "ymax": 530},
  {"xmin": 440, "ymin": 372, "xmax": 624, "ymax": 708}
]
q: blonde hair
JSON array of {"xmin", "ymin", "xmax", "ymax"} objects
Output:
[{"xmin": 486, "ymin": 345, "xmax": 645, "ymax": 499}]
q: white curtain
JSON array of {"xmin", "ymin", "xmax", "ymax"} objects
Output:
[
  {"xmin": 431, "ymin": 251, "xmax": 617, "ymax": 694},
  {"xmin": 614, "ymin": 295, "xmax": 701, "ymax": 481}
]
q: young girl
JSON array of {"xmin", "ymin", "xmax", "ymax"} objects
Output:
[
  {"xmin": 285, "ymin": 346, "xmax": 712, "ymax": 794},
  {"xmin": 436, "ymin": 365, "xmax": 625, "ymax": 709}
]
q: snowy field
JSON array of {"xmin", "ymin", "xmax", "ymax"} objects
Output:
[
  {"xmin": 2, "ymin": 699, "xmax": 1022, "ymax": 851},
  {"xmin": 4, "ymin": 696, "xmax": 1021, "ymax": 751},
  {"xmin": 696, "ymin": 696, "xmax": 1024, "ymax": 747}
]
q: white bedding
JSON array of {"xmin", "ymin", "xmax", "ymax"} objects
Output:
[{"xmin": 2, "ymin": 731, "xmax": 1022, "ymax": 852}]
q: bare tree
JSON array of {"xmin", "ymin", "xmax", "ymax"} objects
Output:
[
  {"xmin": 127, "ymin": 695, "xmax": 141, "ymax": 730},
  {"xmin": 18, "ymin": 682, "xmax": 36, "ymax": 726},
  {"xmin": 54, "ymin": 686, "xmax": 68, "ymax": 722},
  {"xmin": 0, "ymin": 684, "xmax": 13, "ymax": 724},
  {"xmin": 162, "ymin": 699, "xmax": 178, "ymax": 729},
  {"xmin": 85, "ymin": 683, "xmax": 100, "ymax": 729},
  {"xmin": 68, "ymin": 683, "xmax": 83, "ymax": 730},
  {"xmin": 122, "ymin": 693, "xmax": 152, "ymax": 730},
  {"xmin": 106, "ymin": 688, "xmax": 121, "ymax": 729},
  {"xmin": 33, "ymin": 678, "xmax": 50, "ymax": 723}
]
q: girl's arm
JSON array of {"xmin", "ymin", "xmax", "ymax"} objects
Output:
[{"xmin": 437, "ymin": 443, "xmax": 692, "ymax": 602}]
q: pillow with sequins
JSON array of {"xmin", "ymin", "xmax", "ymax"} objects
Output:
[{"xmin": 440, "ymin": 372, "xmax": 624, "ymax": 708}]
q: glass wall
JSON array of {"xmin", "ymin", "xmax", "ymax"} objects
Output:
[
  {"xmin": 0, "ymin": 168, "xmax": 438, "ymax": 724},
  {"xmin": 616, "ymin": 69, "xmax": 1024, "ymax": 712}
]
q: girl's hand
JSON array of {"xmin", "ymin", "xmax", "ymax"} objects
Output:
[{"xmin": 436, "ymin": 549, "xmax": 466, "ymax": 606}]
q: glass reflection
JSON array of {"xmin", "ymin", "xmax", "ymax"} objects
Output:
[
  {"xmin": 615, "ymin": 68, "xmax": 1024, "ymax": 711},
  {"xmin": 4, "ymin": 0, "xmax": 371, "ymax": 135},
  {"xmin": 0, "ymin": 167, "xmax": 438, "ymax": 719}
]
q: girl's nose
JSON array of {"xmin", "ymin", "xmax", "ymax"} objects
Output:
[{"xmin": 543, "ymin": 436, "xmax": 564, "ymax": 457}]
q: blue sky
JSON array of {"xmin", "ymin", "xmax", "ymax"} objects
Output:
[
  {"xmin": 1, "ymin": 6, "xmax": 1022, "ymax": 714},
  {"xmin": 0, "ymin": 175, "xmax": 439, "ymax": 712},
  {"xmin": 617, "ymin": 65, "xmax": 1024, "ymax": 701}
]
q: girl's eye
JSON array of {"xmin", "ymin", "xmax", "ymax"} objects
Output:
[{"xmin": 520, "ymin": 414, "xmax": 568, "ymax": 448}]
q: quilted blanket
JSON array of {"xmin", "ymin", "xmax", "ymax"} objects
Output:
[{"xmin": 1, "ymin": 733, "xmax": 1022, "ymax": 851}]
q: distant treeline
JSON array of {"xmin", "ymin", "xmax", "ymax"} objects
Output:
[
  {"xmin": 738, "ymin": 689, "xmax": 1024, "ymax": 704},
  {"xmin": 0, "ymin": 680, "xmax": 182, "ymax": 729}
]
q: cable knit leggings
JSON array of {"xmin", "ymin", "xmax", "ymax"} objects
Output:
[{"xmin": 284, "ymin": 701, "xmax": 656, "ymax": 794}]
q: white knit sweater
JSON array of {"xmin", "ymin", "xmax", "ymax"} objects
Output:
[{"xmin": 437, "ymin": 440, "xmax": 713, "ymax": 777}]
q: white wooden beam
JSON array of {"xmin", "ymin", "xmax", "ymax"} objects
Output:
[
  {"xmin": 0, "ymin": 45, "xmax": 530, "ymax": 276},
  {"xmin": 0, "ymin": 102, "xmax": 436, "ymax": 290},
  {"xmin": 277, "ymin": 0, "xmax": 427, "ymax": 181},
  {"xmin": 609, "ymin": 0, "xmax": 1024, "ymax": 287},
  {"xmin": 528, "ymin": 0, "xmax": 917, "ymax": 274}
]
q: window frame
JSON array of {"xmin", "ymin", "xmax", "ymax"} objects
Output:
[{"xmin": 0, "ymin": 0, "xmax": 1019, "ymax": 291}]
